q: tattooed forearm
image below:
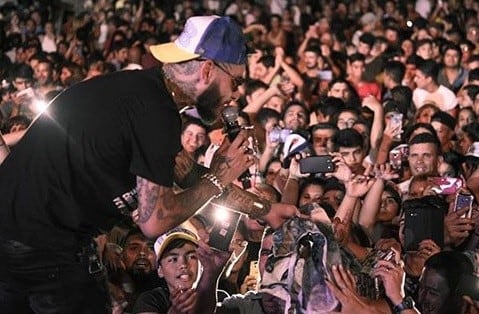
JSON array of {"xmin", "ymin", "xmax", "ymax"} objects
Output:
[
  {"xmin": 136, "ymin": 175, "xmax": 227, "ymax": 237},
  {"xmin": 136, "ymin": 177, "xmax": 160, "ymax": 223},
  {"xmin": 174, "ymin": 150, "xmax": 208, "ymax": 189},
  {"xmin": 217, "ymin": 185, "xmax": 271, "ymax": 218}
]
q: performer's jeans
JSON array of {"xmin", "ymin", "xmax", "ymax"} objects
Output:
[{"xmin": 0, "ymin": 239, "xmax": 110, "ymax": 314}]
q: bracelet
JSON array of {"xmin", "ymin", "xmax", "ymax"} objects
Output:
[
  {"xmin": 201, "ymin": 173, "xmax": 226, "ymax": 198},
  {"xmin": 249, "ymin": 198, "xmax": 272, "ymax": 219}
]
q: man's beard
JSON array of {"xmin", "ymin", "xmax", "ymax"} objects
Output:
[{"xmin": 195, "ymin": 82, "xmax": 223, "ymax": 126}]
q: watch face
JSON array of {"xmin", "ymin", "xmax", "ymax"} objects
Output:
[{"xmin": 404, "ymin": 297, "xmax": 414, "ymax": 308}]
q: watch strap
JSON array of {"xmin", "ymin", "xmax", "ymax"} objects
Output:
[{"xmin": 393, "ymin": 296, "xmax": 414, "ymax": 313}]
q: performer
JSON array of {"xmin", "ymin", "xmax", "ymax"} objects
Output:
[{"xmin": 0, "ymin": 15, "xmax": 297, "ymax": 313}]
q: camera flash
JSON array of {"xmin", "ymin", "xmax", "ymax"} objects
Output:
[{"xmin": 214, "ymin": 206, "xmax": 229, "ymax": 222}]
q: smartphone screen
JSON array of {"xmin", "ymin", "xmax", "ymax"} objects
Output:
[
  {"xmin": 208, "ymin": 207, "xmax": 242, "ymax": 252},
  {"xmin": 389, "ymin": 149, "xmax": 402, "ymax": 170},
  {"xmin": 404, "ymin": 205, "xmax": 444, "ymax": 251},
  {"xmin": 299, "ymin": 155, "xmax": 335, "ymax": 174},
  {"xmin": 454, "ymin": 191, "xmax": 474, "ymax": 218},
  {"xmin": 249, "ymin": 260, "xmax": 259, "ymax": 278}
]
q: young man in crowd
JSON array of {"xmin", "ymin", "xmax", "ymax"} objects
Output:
[
  {"xmin": 133, "ymin": 227, "xmax": 201, "ymax": 314},
  {"xmin": 413, "ymin": 59, "xmax": 457, "ymax": 116}
]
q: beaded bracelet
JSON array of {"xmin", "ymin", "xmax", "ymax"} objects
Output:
[{"xmin": 201, "ymin": 173, "xmax": 227, "ymax": 198}]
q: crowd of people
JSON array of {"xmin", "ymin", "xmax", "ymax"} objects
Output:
[{"xmin": 2, "ymin": 0, "xmax": 479, "ymax": 313}]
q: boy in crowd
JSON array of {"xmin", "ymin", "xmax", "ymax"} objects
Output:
[{"xmin": 133, "ymin": 227, "xmax": 201, "ymax": 314}]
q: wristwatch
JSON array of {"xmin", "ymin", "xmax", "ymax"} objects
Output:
[{"xmin": 393, "ymin": 296, "xmax": 415, "ymax": 313}]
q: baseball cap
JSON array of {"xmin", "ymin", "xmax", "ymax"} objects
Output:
[
  {"xmin": 154, "ymin": 227, "xmax": 199, "ymax": 260},
  {"xmin": 431, "ymin": 111, "xmax": 456, "ymax": 131},
  {"xmin": 150, "ymin": 15, "xmax": 247, "ymax": 65},
  {"xmin": 466, "ymin": 142, "xmax": 479, "ymax": 158}
]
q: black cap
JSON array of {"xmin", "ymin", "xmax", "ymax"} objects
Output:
[{"xmin": 431, "ymin": 111, "xmax": 456, "ymax": 130}]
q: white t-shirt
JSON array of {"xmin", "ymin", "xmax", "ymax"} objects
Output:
[{"xmin": 412, "ymin": 85, "xmax": 457, "ymax": 111}]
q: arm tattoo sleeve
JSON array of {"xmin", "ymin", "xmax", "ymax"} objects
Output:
[
  {"xmin": 215, "ymin": 185, "xmax": 272, "ymax": 219},
  {"xmin": 136, "ymin": 177, "xmax": 160, "ymax": 223},
  {"xmin": 136, "ymin": 175, "xmax": 226, "ymax": 234}
]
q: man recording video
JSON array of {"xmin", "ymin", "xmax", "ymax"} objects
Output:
[{"xmin": 0, "ymin": 15, "xmax": 298, "ymax": 313}]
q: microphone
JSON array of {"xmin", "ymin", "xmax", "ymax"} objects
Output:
[{"xmin": 221, "ymin": 106, "xmax": 251, "ymax": 189}]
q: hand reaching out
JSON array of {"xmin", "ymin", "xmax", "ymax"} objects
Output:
[
  {"xmin": 345, "ymin": 175, "xmax": 376, "ymax": 198},
  {"xmin": 326, "ymin": 264, "xmax": 379, "ymax": 314},
  {"xmin": 373, "ymin": 163, "xmax": 400, "ymax": 181}
]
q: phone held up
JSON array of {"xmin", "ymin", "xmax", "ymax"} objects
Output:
[
  {"xmin": 453, "ymin": 189, "xmax": 474, "ymax": 218},
  {"xmin": 208, "ymin": 203, "xmax": 242, "ymax": 252},
  {"xmin": 299, "ymin": 155, "xmax": 335, "ymax": 174}
]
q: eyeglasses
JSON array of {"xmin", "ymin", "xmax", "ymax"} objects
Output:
[{"xmin": 212, "ymin": 60, "xmax": 245, "ymax": 91}]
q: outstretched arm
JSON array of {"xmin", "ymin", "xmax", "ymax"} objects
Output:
[{"xmin": 136, "ymin": 130, "xmax": 254, "ymax": 238}]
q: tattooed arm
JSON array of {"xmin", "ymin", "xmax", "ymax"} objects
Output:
[
  {"xmin": 136, "ymin": 130, "xmax": 256, "ymax": 238},
  {"xmin": 136, "ymin": 176, "xmax": 226, "ymax": 238},
  {"xmin": 214, "ymin": 184, "xmax": 299, "ymax": 230},
  {"xmin": 174, "ymin": 149, "xmax": 208, "ymax": 189}
]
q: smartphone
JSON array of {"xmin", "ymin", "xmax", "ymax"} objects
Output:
[
  {"xmin": 299, "ymin": 155, "xmax": 335, "ymax": 174},
  {"xmin": 249, "ymin": 260, "xmax": 260, "ymax": 278},
  {"xmin": 208, "ymin": 207, "xmax": 242, "ymax": 252},
  {"xmin": 404, "ymin": 204, "xmax": 444, "ymax": 251},
  {"xmin": 318, "ymin": 70, "xmax": 333, "ymax": 81},
  {"xmin": 389, "ymin": 112, "xmax": 403, "ymax": 141},
  {"xmin": 429, "ymin": 177, "xmax": 463, "ymax": 195},
  {"xmin": 454, "ymin": 190, "xmax": 474, "ymax": 218},
  {"xmin": 389, "ymin": 149, "xmax": 402, "ymax": 170}
]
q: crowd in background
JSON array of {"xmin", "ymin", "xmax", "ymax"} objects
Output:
[{"xmin": 2, "ymin": 0, "xmax": 479, "ymax": 313}]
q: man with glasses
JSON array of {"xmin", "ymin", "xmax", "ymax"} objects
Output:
[{"xmin": 0, "ymin": 15, "xmax": 298, "ymax": 313}]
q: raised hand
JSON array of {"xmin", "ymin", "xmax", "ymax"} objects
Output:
[
  {"xmin": 168, "ymin": 287, "xmax": 198, "ymax": 314},
  {"xmin": 328, "ymin": 153, "xmax": 353, "ymax": 182},
  {"xmin": 210, "ymin": 129, "xmax": 256, "ymax": 186},
  {"xmin": 240, "ymin": 274, "xmax": 258, "ymax": 294},
  {"xmin": 417, "ymin": 239, "xmax": 441, "ymax": 260},
  {"xmin": 383, "ymin": 119, "xmax": 402, "ymax": 143},
  {"xmin": 373, "ymin": 163, "xmax": 400, "ymax": 181},
  {"xmin": 371, "ymin": 256, "xmax": 405, "ymax": 306},
  {"xmin": 196, "ymin": 241, "xmax": 232, "ymax": 280},
  {"xmin": 288, "ymin": 154, "xmax": 309, "ymax": 180},
  {"xmin": 326, "ymin": 264, "xmax": 379, "ymax": 314},
  {"xmin": 444, "ymin": 206, "xmax": 475, "ymax": 246},
  {"xmin": 345, "ymin": 175, "xmax": 376, "ymax": 198}
]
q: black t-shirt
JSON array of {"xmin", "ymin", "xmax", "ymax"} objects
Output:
[
  {"xmin": 132, "ymin": 286, "xmax": 170, "ymax": 314},
  {"xmin": 0, "ymin": 68, "xmax": 181, "ymax": 250}
]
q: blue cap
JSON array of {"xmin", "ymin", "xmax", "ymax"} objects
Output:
[{"xmin": 150, "ymin": 15, "xmax": 246, "ymax": 65}]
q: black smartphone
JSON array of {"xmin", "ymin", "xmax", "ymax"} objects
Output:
[
  {"xmin": 208, "ymin": 207, "xmax": 241, "ymax": 252},
  {"xmin": 299, "ymin": 155, "xmax": 335, "ymax": 174},
  {"xmin": 404, "ymin": 205, "xmax": 444, "ymax": 251}
]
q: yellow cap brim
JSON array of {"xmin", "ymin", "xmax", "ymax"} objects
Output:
[
  {"xmin": 156, "ymin": 232, "xmax": 198, "ymax": 260},
  {"xmin": 150, "ymin": 42, "xmax": 200, "ymax": 64}
]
